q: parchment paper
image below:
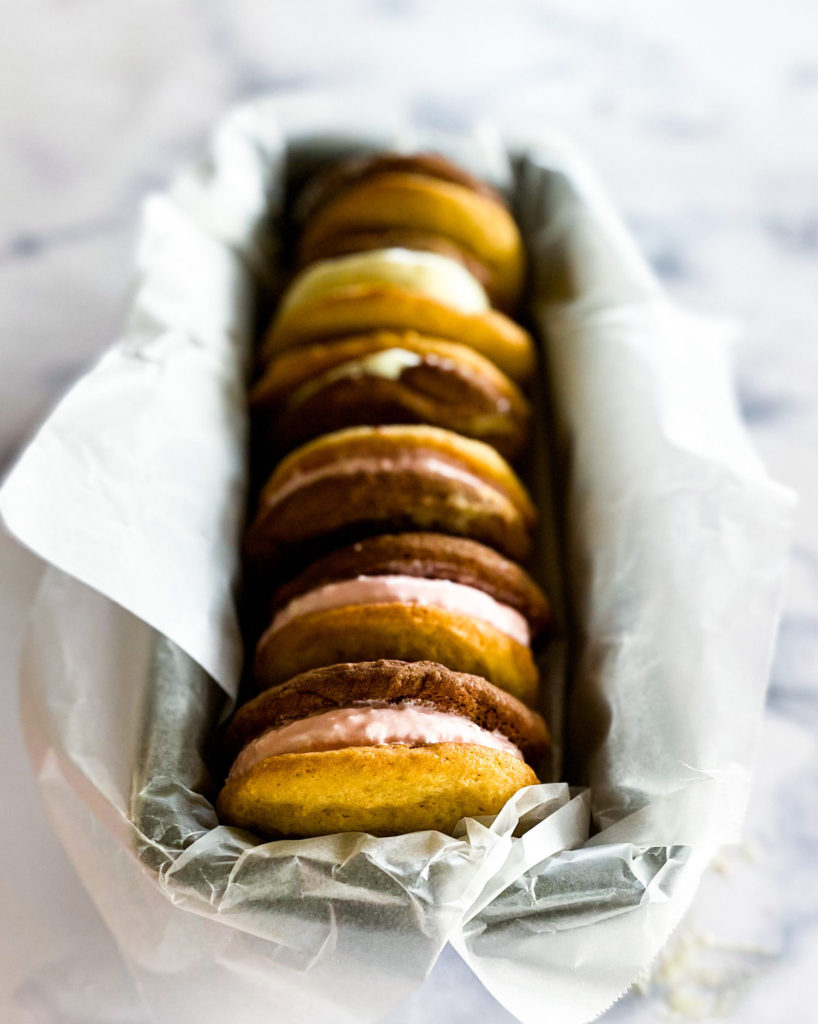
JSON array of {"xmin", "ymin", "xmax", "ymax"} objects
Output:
[{"xmin": 0, "ymin": 92, "xmax": 794, "ymax": 1024}]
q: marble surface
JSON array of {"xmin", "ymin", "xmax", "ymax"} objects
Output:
[{"xmin": 2, "ymin": 1, "xmax": 818, "ymax": 1021}]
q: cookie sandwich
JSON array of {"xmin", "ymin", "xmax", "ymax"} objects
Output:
[
  {"xmin": 217, "ymin": 660, "xmax": 550, "ymax": 837},
  {"xmin": 259, "ymin": 247, "xmax": 535, "ymax": 382},
  {"xmin": 251, "ymin": 330, "xmax": 531, "ymax": 461},
  {"xmin": 253, "ymin": 532, "xmax": 550, "ymax": 705},
  {"xmin": 245, "ymin": 424, "xmax": 537, "ymax": 565}
]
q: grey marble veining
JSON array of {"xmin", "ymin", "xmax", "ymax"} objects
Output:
[{"xmin": 2, "ymin": 1, "xmax": 818, "ymax": 1021}]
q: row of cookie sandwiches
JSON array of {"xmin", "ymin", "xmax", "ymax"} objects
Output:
[
  {"xmin": 252, "ymin": 152, "xmax": 538, "ymax": 463},
  {"xmin": 217, "ymin": 152, "xmax": 551, "ymax": 837}
]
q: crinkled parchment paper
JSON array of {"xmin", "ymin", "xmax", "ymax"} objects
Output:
[{"xmin": 0, "ymin": 93, "xmax": 794, "ymax": 1024}]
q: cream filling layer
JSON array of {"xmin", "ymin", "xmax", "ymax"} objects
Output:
[
  {"xmin": 229, "ymin": 704, "xmax": 524, "ymax": 780},
  {"xmin": 270, "ymin": 574, "xmax": 531, "ymax": 645},
  {"xmin": 279, "ymin": 248, "xmax": 490, "ymax": 316},
  {"xmin": 287, "ymin": 348, "xmax": 424, "ymax": 409},
  {"xmin": 265, "ymin": 453, "xmax": 496, "ymax": 511}
]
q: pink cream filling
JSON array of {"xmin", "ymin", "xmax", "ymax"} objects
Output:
[
  {"xmin": 228, "ymin": 704, "xmax": 524, "ymax": 780},
  {"xmin": 270, "ymin": 574, "xmax": 531, "ymax": 645},
  {"xmin": 264, "ymin": 453, "xmax": 495, "ymax": 510}
]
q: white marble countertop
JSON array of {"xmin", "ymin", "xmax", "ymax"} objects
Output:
[{"xmin": 2, "ymin": 2, "xmax": 817, "ymax": 1021}]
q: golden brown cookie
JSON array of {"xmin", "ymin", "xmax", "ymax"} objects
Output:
[
  {"xmin": 295, "ymin": 153, "xmax": 506, "ymax": 224},
  {"xmin": 254, "ymin": 602, "xmax": 539, "ymax": 705},
  {"xmin": 297, "ymin": 167, "xmax": 524, "ymax": 311},
  {"xmin": 217, "ymin": 743, "xmax": 538, "ymax": 838},
  {"xmin": 259, "ymin": 284, "xmax": 536, "ymax": 383}
]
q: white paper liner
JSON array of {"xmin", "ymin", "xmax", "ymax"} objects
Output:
[{"xmin": 0, "ymin": 93, "xmax": 795, "ymax": 1024}]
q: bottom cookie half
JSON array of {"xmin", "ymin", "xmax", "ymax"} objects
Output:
[{"xmin": 217, "ymin": 742, "xmax": 537, "ymax": 837}]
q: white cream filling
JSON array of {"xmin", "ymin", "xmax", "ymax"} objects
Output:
[
  {"xmin": 287, "ymin": 348, "xmax": 424, "ymax": 409},
  {"xmin": 278, "ymin": 248, "xmax": 490, "ymax": 316}
]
